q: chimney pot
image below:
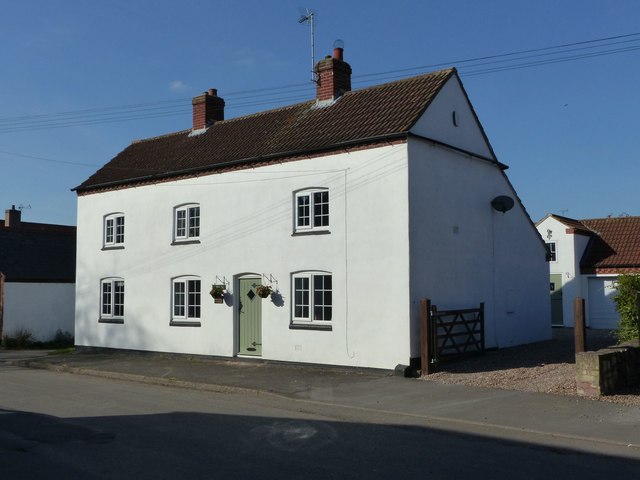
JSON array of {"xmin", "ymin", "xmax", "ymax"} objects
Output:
[
  {"xmin": 315, "ymin": 46, "xmax": 352, "ymax": 102},
  {"xmin": 192, "ymin": 88, "xmax": 225, "ymax": 130},
  {"xmin": 4, "ymin": 205, "xmax": 21, "ymax": 228}
]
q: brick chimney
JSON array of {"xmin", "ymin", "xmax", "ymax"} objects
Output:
[
  {"xmin": 4, "ymin": 205, "xmax": 21, "ymax": 228},
  {"xmin": 192, "ymin": 88, "xmax": 225, "ymax": 130},
  {"xmin": 315, "ymin": 47, "xmax": 352, "ymax": 102}
]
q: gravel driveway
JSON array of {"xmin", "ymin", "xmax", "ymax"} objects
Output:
[{"xmin": 422, "ymin": 328, "xmax": 640, "ymax": 406}]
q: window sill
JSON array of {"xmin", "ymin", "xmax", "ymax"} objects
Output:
[
  {"xmin": 291, "ymin": 230, "xmax": 331, "ymax": 237},
  {"xmin": 102, "ymin": 245, "xmax": 125, "ymax": 251},
  {"xmin": 289, "ymin": 323, "xmax": 332, "ymax": 331},
  {"xmin": 99, "ymin": 318, "xmax": 124, "ymax": 324},
  {"xmin": 171, "ymin": 239, "xmax": 201, "ymax": 246},
  {"xmin": 170, "ymin": 320, "xmax": 202, "ymax": 327}
]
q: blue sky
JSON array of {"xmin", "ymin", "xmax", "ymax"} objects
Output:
[{"xmin": 1, "ymin": 0, "xmax": 639, "ymax": 225}]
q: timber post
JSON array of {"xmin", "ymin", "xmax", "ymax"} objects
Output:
[
  {"xmin": 574, "ymin": 297, "xmax": 586, "ymax": 353},
  {"xmin": 420, "ymin": 298, "xmax": 432, "ymax": 376},
  {"xmin": 0, "ymin": 272, "xmax": 4, "ymax": 341}
]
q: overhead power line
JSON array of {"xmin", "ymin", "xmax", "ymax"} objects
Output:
[{"xmin": 0, "ymin": 32, "xmax": 638, "ymax": 135}]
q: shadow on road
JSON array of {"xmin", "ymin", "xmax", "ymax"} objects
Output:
[{"xmin": 0, "ymin": 407, "xmax": 637, "ymax": 479}]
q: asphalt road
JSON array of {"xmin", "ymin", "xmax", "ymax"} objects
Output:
[{"xmin": 1, "ymin": 363, "xmax": 638, "ymax": 479}]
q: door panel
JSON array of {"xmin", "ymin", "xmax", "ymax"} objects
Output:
[
  {"xmin": 238, "ymin": 278, "xmax": 262, "ymax": 356},
  {"xmin": 550, "ymin": 274, "xmax": 563, "ymax": 326},
  {"xmin": 587, "ymin": 278, "xmax": 619, "ymax": 329}
]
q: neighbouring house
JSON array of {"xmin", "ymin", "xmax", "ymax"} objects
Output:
[
  {"xmin": 73, "ymin": 47, "xmax": 550, "ymax": 369},
  {"xmin": 0, "ymin": 205, "xmax": 76, "ymax": 341},
  {"xmin": 536, "ymin": 214, "xmax": 640, "ymax": 330}
]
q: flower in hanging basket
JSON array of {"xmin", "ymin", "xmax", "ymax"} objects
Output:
[
  {"xmin": 210, "ymin": 284, "xmax": 226, "ymax": 301},
  {"xmin": 255, "ymin": 284, "xmax": 272, "ymax": 298}
]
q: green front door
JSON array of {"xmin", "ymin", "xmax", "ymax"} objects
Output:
[
  {"xmin": 550, "ymin": 274, "xmax": 563, "ymax": 326},
  {"xmin": 238, "ymin": 278, "xmax": 262, "ymax": 356}
]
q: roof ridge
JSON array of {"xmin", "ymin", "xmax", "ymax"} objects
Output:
[
  {"xmin": 550, "ymin": 213, "xmax": 582, "ymax": 223},
  {"xmin": 221, "ymin": 99, "xmax": 315, "ymax": 124},
  {"xmin": 348, "ymin": 67, "xmax": 456, "ymax": 95},
  {"xmin": 132, "ymin": 129, "xmax": 191, "ymax": 144},
  {"xmin": 580, "ymin": 216, "xmax": 640, "ymax": 222}
]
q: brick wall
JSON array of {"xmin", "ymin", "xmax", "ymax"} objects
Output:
[{"xmin": 576, "ymin": 341, "xmax": 640, "ymax": 396}]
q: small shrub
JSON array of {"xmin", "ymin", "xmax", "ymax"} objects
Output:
[
  {"xmin": 48, "ymin": 330, "xmax": 75, "ymax": 349},
  {"xmin": 612, "ymin": 274, "xmax": 640, "ymax": 342},
  {"xmin": 1, "ymin": 328, "xmax": 74, "ymax": 350},
  {"xmin": 2, "ymin": 328, "xmax": 35, "ymax": 349}
]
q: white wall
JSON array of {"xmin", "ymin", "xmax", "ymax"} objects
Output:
[
  {"xmin": 76, "ymin": 145, "xmax": 412, "ymax": 369},
  {"xmin": 407, "ymin": 139, "xmax": 551, "ymax": 354},
  {"xmin": 536, "ymin": 217, "xmax": 591, "ymax": 327},
  {"xmin": 411, "ymin": 75, "xmax": 494, "ymax": 159},
  {"xmin": 3, "ymin": 282, "xmax": 75, "ymax": 341},
  {"xmin": 581, "ymin": 274, "xmax": 619, "ymax": 330}
]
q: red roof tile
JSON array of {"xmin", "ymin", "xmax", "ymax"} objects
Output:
[
  {"xmin": 75, "ymin": 69, "xmax": 457, "ymax": 193},
  {"xmin": 580, "ymin": 217, "xmax": 640, "ymax": 271}
]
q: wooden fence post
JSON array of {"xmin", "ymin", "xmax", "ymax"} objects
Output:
[
  {"xmin": 479, "ymin": 302, "xmax": 485, "ymax": 352},
  {"xmin": 574, "ymin": 297, "xmax": 586, "ymax": 353},
  {"xmin": 0, "ymin": 272, "xmax": 4, "ymax": 341},
  {"xmin": 420, "ymin": 299, "xmax": 432, "ymax": 376}
]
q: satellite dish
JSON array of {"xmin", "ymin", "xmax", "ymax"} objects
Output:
[{"xmin": 491, "ymin": 195, "xmax": 514, "ymax": 213}]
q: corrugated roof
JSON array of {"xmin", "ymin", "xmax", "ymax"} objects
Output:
[{"xmin": 75, "ymin": 68, "xmax": 457, "ymax": 193}]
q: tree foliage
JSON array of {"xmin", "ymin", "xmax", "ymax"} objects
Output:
[{"xmin": 612, "ymin": 274, "xmax": 640, "ymax": 342}]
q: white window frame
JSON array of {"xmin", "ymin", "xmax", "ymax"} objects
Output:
[
  {"xmin": 103, "ymin": 213, "xmax": 125, "ymax": 247},
  {"xmin": 100, "ymin": 278, "xmax": 125, "ymax": 322},
  {"xmin": 174, "ymin": 204, "xmax": 200, "ymax": 242},
  {"xmin": 172, "ymin": 276, "xmax": 201, "ymax": 322},
  {"xmin": 291, "ymin": 271, "xmax": 332, "ymax": 324},
  {"xmin": 294, "ymin": 188, "xmax": 329, "ymax": 233},
  {"xmin": 546, "ymin": 242, "xmax": 557, "ymax": 262}
]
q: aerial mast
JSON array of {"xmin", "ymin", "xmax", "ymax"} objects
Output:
[{"xmin": 298, "ymin": 9, "xmax": 316, "ymax": 83}]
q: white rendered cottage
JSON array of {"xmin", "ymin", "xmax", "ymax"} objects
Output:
[
  {"xmin": 74, "ymin": 48, "xmax": 550, "ymax": 369},
  {"xmin": 536, "ymin": 214, "xmax": 640, "ymax": 330}
]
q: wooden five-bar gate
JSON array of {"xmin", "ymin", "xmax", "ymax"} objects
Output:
[{"xmin": 420, "ymin": 298, "xmax": 485, "ymax": 375}]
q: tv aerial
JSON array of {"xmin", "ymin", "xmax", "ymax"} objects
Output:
[{"xmin": 298, "ymin": 8, "xmax": 316, "ymax": 83}]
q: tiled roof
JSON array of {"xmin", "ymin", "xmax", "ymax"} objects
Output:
[
  {"xmin": 545, "ymin": 214, "xmax": 591, "ymax": 234},
  {"xmin": 580, "ymin": 217, "xmax": 640, "ymax": 270},
  {"xmin": 0, "ymin": 223, "xmax": 76, "ymax": 282},
  {"xmin": 75, "ymin": 68, "xmax": 456, "ymax": 192}
]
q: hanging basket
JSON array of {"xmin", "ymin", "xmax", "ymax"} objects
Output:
[
  {"xmin": 255, "ymin": 285, "xmax": 272, "ymax": 298},
  {"xmin": 210, "ymin": 284, "xmax": 226, "ymax": 303}
]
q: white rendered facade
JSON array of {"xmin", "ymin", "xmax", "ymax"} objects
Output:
[{"xmin": 75, "ymin": 76, "xmax": 551, "ymax": 369}]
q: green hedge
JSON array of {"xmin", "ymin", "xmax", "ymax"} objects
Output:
[{"xmin": 612, "ymin": 274, "xmax": 640, "ymax": 342}]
